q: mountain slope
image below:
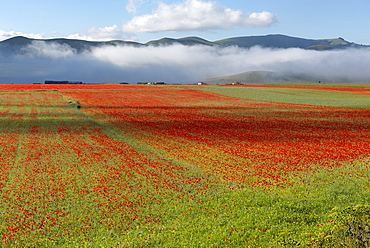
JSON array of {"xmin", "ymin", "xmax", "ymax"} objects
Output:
[
  {"xmin": 0, "ymin": 36, "xmax": 143, "ymax": 55},
  {"xmin": 145, "ymin": 36, "xmax": 214, "ymax": 46},
  {"xmin": 202, "ymin": 71, "xmax": 313, "ymax": 84},
  {"xmin": 214, "ymin": 35, "xmax": 361, "ymax": 49},
  {"xmin": 145, "ymin": 34, "xmax": 365, "ymax": 50},
  {"xmin": 0, "ymin": 34, "xmax": 367, "ymax": 56},
  {"xmin": 202, "ymin": 70, "xmax": 370, "ymax": 84}
]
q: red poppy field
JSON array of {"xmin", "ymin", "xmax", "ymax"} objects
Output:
[{"xmin": 0, "ymin": 84, "xmax": 369, "ymax": 247}]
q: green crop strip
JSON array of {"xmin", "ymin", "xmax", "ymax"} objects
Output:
[{"xmin": 193, "ymin": 86, "xmax": 370, "ymax": 109}]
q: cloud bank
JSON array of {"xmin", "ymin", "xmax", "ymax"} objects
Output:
[
  {"xmin": 0, "ymin": 30, "xmax": 45, "ymax": 41},
  {"xmin": 124, "ymin": 0, "xmax": 277, "ymax": 32},
  {"xmin": 1, "ymin": 41, "xmax": 370, "ymax": 84}
]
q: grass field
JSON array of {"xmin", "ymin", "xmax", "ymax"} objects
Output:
[
  {"xmin": 0, "ymin": 84, "xmax": 369, "ymax": 247},
  {"xmin": 193, "ymin": 85, "xmax": 370, "ymax": 109}
]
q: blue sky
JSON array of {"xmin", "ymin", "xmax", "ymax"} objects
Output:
[{"xmin": 1, "ymin": 0, "xmax": 369, "ymax": 44}]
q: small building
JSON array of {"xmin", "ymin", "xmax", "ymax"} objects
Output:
[
  {"xmin": 45, "ymin": 80, "xmax": 69, "ymax": 84},
  {"xmin": 45, "ymin": 80, "xmax": 83, "ymax": 84}
]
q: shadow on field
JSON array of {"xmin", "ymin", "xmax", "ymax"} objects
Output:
[{"xmin": 0, "ymin": 117, "xmax": 95, "ymax": 132}]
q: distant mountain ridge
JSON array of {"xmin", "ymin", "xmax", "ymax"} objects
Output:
[
  {"xmin": 0, "ymin": 36, "xmax": 144, "ymax": 55},
  {"xmin": 147, "ymin": 34, "xmax": 367, "ymax": 50},
  {"xmin": 0, "ymin": 34, "xmax": 368, "ymax": 56}
]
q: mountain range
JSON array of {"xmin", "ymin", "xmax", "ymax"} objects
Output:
[
  {"xmin": 1, "ymin": 34, "xmax": 369, "ymax": 84},
  {"xmin": 0, "ymin": 34, "xmax": 368, "ymax": 56}
]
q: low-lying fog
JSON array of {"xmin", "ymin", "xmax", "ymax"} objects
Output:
[{"xmin": 1, "ymin": 41, "xmax": 370, "ymax": 83}]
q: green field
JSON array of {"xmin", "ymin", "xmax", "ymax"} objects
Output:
[{"xmin": 193, "ymin": 85, "xmax": 370, "ymax": 109}]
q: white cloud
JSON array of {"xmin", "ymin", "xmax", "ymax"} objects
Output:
[
  {"xmin": 0, "ymin": 27, "xmax": 137, "ymax": 42},
  {"xmin": 64, "ymin": 33, "xmax": 94, "ymax": 41},
  {"xmin": 123, "ymin": 0, "xmax": 277, "ymax": 32},
  {"xmin": 65, "ymin": 25, "xmax": 138, "ymax": 42},
  {"xmin": 0, "ymin": 30, "xmax": 45, "ymax": 41},
  {"xmin": 86, "ymin": 25, "xmax": 138, "ymax": 41},
  {"xmin": 126, "ymin": 0, "xmax": 148, "ymax": 15},
  {"xmin": 66, "ymin": 25, "xmax": 138, "ymax": 41},
  {"xmin": 21, "ymin": 41, "xmax": 76, "ymax": 59},
  {"xmin": 85, "ymin": 44, "xmax": 370, "ymax": 83}
]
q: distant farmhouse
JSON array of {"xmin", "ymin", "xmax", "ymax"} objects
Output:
[{"xmin": 45, "ymin": 80, "xmax": 83, "ymax": 84}]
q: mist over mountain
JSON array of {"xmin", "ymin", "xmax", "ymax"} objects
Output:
[
  {"xmin": 0, "ymin": 34, "xmax": 369, "ymax": 84},
  {"xmin": 1, "ymin": 34, "xmax": 367, "ymax": 54}
]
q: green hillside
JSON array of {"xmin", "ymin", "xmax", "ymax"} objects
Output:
[
  {"xmin": 203, "ymin": 71, "xmax": 321, "ymax": 84},
  {"xmin": 202, "ymin": 70, "xmax": 370, "ymax": 85}
]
